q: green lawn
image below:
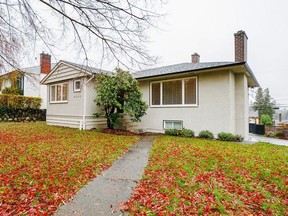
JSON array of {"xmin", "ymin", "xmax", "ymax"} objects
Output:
[
  {"xmin": 124, "ymin": 136, "xmax": 288, "ymax": 215},
  {"xmin": 0, "ymin": 122, "xmax": 139, "ymax": 215}
]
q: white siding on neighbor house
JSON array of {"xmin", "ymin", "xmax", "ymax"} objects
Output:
[
  {"xmin": 23, "ymin": 74, "xmax": 40, "ymax": 97},
  {"xmin": 0, "ymin": 73, "xmax": 47, "ymax": 109},
  {"xmin": 0, "ymin": 79, "xmax": 11, "ymax": 93},
  {"xmin": 134, "ymin": 70, "xmax": 249, "ymax": 140},
  {"xmin": 40, "ymin": 73, "xmax": 48, "ymax": 109}
]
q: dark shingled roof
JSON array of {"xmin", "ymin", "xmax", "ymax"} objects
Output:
[{"xmin": 133, "ymin": 62, "xmax": 240, "ymax": 79}]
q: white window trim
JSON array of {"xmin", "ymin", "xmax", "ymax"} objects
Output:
[
  {"xmin": 50, "ymin": 82, "xmax": 68, "ymax": 103},
  {"xmin": 150, "ymin": 77, "xmax": 198, "ymax": 107},
  {"xmin": 163, "ymin": 120, "xmax": 183, "ymax": 130},
  {"xmin": 73, "ymin": 79, "xmax": 81, "ymax": 92}
]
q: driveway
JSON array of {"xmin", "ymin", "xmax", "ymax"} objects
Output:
[{"xmin": 249, "ymin": 133, "xmax": 288, "ymax": 146}]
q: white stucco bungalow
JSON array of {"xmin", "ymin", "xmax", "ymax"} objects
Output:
[{"xmin": 41, "ymin": 30, "xmax": 259, "ymax": 140}]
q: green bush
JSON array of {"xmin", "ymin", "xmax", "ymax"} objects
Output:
[
  {"xmin": 165, "ymin": 128, "xmax": 195, "ymax": 137},
  {"xmin": 2, "ymin": 86, "xmax": 23, "ymax": 95},
  {"xmin": 0, "ymin": 94, "xmax": 41, "ymax": 109},
  {"xmin": 234, "ymin": 135, "xmax": 244, "ymax": 142},
  {"xmin": 198, "ymin": 130, "xmax": 214, "ymax": 139},
  {"xmin": 217, "ymin": 132, "xmax": 244, "ymax": 142},
  {"xmin": 265, "ymin": 121, "xmax": 273, "ymax": 126},
  {"xmin": 165, "ymin": 129, "xmax": 179, "ymax": 136},
  {"xmin": 179, "ymin": 128, "xmax": 195, "ymax": 138},
  {"xmin": 217, "ymin": 132, "xmax": 235, "ymax": 141},
  {"xmin": 261, "ymin": 114, "xmax": 272, "ymax": 126}
]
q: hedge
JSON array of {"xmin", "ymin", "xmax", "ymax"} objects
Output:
[
  {"xmin": 0, "ymin": 107, "xmax": 46, "ymax": 122},
  {"xmin": 0, "ymin": 94, "xmax": 42, "ymax": 109}
]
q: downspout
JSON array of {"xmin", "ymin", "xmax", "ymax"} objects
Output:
[{"xmin": 82, "ymin": 74, "xmax": 95, "ymax": 130}]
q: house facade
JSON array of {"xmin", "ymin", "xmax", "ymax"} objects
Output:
[
  {"xmin": 41, "ymin": 61, "xmax": 110, "ymax": 129},
  {"xmin": 0, "ymin": 53, "xmax": 53, "ymax": 109},
  {"xmin": 41, "ymin": 31, "xmax": 259, "ymax": 140}
]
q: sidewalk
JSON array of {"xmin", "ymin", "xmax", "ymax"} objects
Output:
[
  {"xmin": 249, "ymin": 134, "xmax": 288, "ymax": 146},
  {"xmin": 54, "ymin": 136, "xmax": 155, "ymax": 216}
]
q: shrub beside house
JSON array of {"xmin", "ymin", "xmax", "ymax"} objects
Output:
[{"xmin": 0, "ymin": 94, "xmax": 46, "ymax": 122}]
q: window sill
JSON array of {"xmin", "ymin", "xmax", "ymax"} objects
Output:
[
  {"xmin": 50, "ymin": 101, "xmax": 68, "ymax": 104},
  {"xmin": 150, "ymin": 105, "xmax": 198, "ymax": 108}
]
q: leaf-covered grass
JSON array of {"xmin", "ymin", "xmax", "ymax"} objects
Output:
[
  {"xmin": 124, "ymin": 136, "xmax": 288, "ymax": 215},
  {"xmin": 0, "ymin": 122, "xmax": 139, "ymax": 215}
]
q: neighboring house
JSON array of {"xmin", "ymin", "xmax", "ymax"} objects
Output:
[
  {"xmin": 249, "ymin": 107, "xmax": 260, "ymax": 124},
  {"xmin": 41, "ymin": 31, "xmax": 259, "ymax": 140},
  {"xmin": 0, "ymin": 53, "xmax": 54, "ymax": 109}
]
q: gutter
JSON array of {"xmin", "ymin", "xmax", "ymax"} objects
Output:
[
  {"xmin": 243, "ymin": 62, "xmax": 260, "ymax": 87},
  {"xmin": 81, "ymin": 74, "xmax": 95, "ymax": 130}
]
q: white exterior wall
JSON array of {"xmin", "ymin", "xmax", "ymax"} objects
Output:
[
  {"xmin": 43, "ymin": 62, "xmax": 250, "ymax": 139},
  {"xmin": 46, "ymin": 79, "xmax": 85, "ymax": 128},
  {"xmin": 235, "ymin": 74, "xmax": 249, "ymax": 139},
  {"xmin": 46, "ymin": 78, "xmax": 106, "ymax": 130},
  {"xmin": 135, "ymin": 70, "xmax": 249, "ymax": 140}
]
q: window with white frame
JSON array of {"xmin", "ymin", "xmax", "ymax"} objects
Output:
[
  {"xmin": 163, "ymin": 120, "xmax": 183, "ymax": 130},
  {"xmin": 150, "ymin": 77, "xmax": 197, "ymax": 106},
  {"xmin": 50, "ymin": 83, "xmax": 68, "ymax": 103},
  {"xmin": 73, "ymin": 79, "xmax": 81, "ymax": 92}
]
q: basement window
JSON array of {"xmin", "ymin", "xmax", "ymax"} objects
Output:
[{"xmin": 163, "ymin": 120, "xmax": 183, "ymax": 130}]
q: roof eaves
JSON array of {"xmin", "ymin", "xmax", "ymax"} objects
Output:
[
  {"xmin": 243, "ymin": 62, "xmax": 260, "ymax": 87},
  {"xmin": 135, "ymin": 62, "xmax": 245, "ymax": 80}
]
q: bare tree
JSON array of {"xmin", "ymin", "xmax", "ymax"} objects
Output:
[{"xmin": 0, "ymin": 0, "xmax": 163, "ymax": 73}]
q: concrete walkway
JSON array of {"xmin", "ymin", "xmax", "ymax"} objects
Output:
[
  {"xmin": 54, "ymin": 136, "xmax": 155, "ymax": 216},
  {"xmin": 249, "ymin": 133, "xmax": 288, "ymax": 146}
]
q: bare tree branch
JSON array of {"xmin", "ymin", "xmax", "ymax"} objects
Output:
[{"xmin": 0, "ymin": 0, "xmax": 164, "ymax": 73}]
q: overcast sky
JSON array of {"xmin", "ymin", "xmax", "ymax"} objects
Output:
[
  {"xmin": 145, "ymin": 0, "xmax": 288, "ymax": 105},
  {"xmin": 27, "ymin": 0, "xmax": 288, "ymax": 105}
]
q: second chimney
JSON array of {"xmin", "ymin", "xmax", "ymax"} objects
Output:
[
  {"xmin": 191, "ymin": 53, "xmax": 200, "ymax": 64},
  {"xmin": 234, "ymin": 30, "xmax": 248, "ymax": 62},
  {"xmin": 40, "ymin": 52, "xmax": 51, "ymax": 74}
]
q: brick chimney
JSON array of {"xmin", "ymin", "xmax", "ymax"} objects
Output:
[
  {"xmin": 191, "ymin": 53, "xmax": 200, "ymax": 64},
  {"xmin": 234, "ymin": 30, "xmax": 248, "ymax": 62},
  {"xmin": 40, "ymin": 52, "xmax": 51, "ymax": 74}
]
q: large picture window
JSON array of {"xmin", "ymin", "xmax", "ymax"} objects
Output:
[
  {"xmin": 150, "ymin": 77, "xmax": 197, "ymax": 106},
  {"xmin": 50, "ymin": 83, "xmax": 68, "ymax": 103}
]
